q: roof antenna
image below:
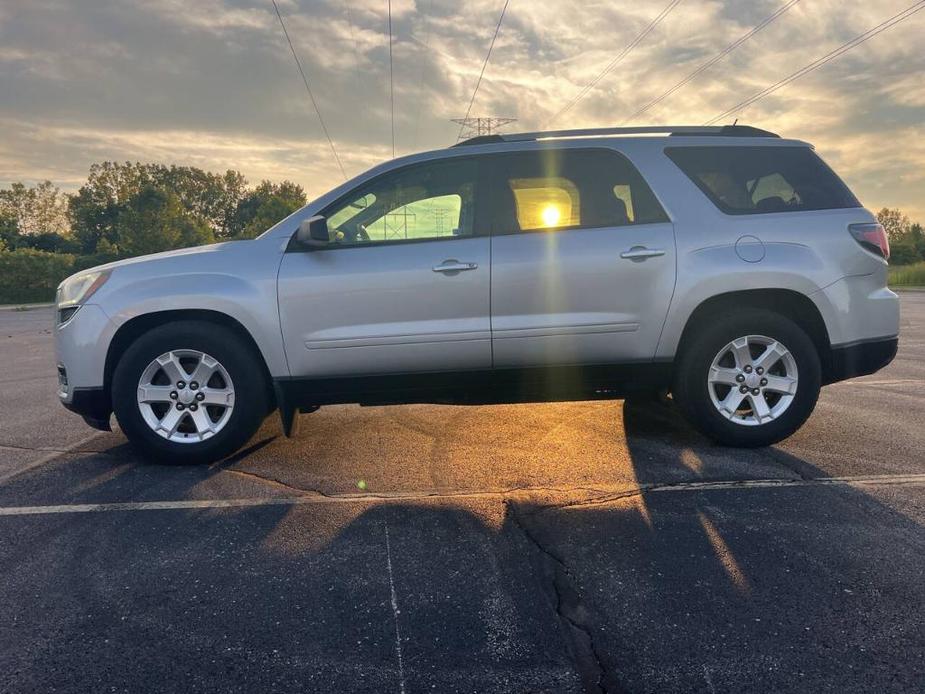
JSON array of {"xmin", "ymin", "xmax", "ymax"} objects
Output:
[{"xmin": 732, "ymin": 118, "xmax": 739, "ymax": 126}]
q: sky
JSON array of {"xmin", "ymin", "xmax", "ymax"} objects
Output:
[{"xmin": 1, "ymin": 0, "xmax": 923, "ymax": 220}]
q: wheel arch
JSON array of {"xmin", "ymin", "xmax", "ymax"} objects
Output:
[
  {"xmin": 673, "ymin": 289, "xmax": 834, "ymax": 381},
  {"xmin": 104, "ymin": 309, "xmax": 276, "ymax": 407}
]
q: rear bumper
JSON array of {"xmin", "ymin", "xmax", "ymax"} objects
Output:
[
  {"xmin": 62, "ymin": 387, "xmax": 112, "ymax": 431},
  {"xmin": 825, "ymin": 336, "xmax": 898, "ymax": 384},
  {"xmin": 811, "ymin": 277, "xmax": 899, "ymax": 347}
]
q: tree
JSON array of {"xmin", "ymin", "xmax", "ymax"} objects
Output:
[
  {"xmin": 876, "ymin": 210, "xmax": 925, "ymax": 264},
  {"xmin": 0, "ymin": 208, "xmax": 18, "ymax": 250},
  {"xmin": 27, "ymin": 181, "xmax": 70, "ymax": 235},
  {"xmin": 889, "ymin": 242, "xmax": 921, "ymax": 265},
  {"xmin": 910, "ymin": 223, "xmax": 925, "ymax": 261},
  {"xmin": 0, "ymin": 248, "xmax": 76, "ymax": 303},
  {"xmin": 233, "ymin": 180, "xmax": 307, "ymax": 239},
  {"xmin": 15, "ymin": 162, "xmax": 305, "ymax": 258},
  {"xmin": 114, "ymin": 186, "xmax": 214, "ymax": 256},
  {"xmin": 19, "ymin": 231, "xmax": 82, "ymax": 254},
  {"xmin": 68, "ymin": 162, "xmax": 252, "ymax": 252},
  {"xmin": 70, "ymin": 163, "xmax": 142, "ymax": 253},
  {"xmin": 154, "ymin": 166, "xmax": 248, "ymax": 240},
  {"xmin": 0, "ymin": 181, "xmax": 70, "ymax": 237},
  {"xmin": 877, "ymin": 208, "xmax": 911, "ymax": 242}
]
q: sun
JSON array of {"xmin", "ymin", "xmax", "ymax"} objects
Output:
[{"xmin": 541, "ymin": 204, "xmax": 561, "ymax": 227}]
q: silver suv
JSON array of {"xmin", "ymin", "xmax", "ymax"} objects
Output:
[{"xmin": 54, "ymin": 125, "xmax": 899, "ymax": 464}]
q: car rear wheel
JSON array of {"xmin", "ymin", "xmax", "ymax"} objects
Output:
[
  {"xmin": 672, "ymin": 310, "xmax": 821, "ymax": 447},
  {"xmin": 112, "ymin": 321, "xmax": 269, "ymax": 464}
]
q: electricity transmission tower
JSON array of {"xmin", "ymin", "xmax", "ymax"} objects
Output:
[{"xmin": 451, "ymin": 117, "xmax": 517, "ymax": 142}]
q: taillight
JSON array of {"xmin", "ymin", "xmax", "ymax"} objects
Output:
[{"xmin": 849, "ymin": 223, "xmax": 890, "ymax": 260}]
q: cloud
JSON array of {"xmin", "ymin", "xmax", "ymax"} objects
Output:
[
  {"xmin": 0, "ymin": 0, "xmax": 923, "ymax": 219},
  {"xmin": 0, "ymin": 118, "xmax": 390, "ymax": 199}
]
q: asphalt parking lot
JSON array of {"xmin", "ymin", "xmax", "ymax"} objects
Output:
[{"xmin": 1, "ymin": 296, "xmax": 923, "ymax": 693}]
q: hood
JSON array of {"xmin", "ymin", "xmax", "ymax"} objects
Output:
[{"xmin": 71, "ymin": 240, "xmax": 245, "ymax": 278}]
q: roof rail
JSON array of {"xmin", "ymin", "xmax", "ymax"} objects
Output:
[{"xmin": 453, "ymin": 124, "xmax": 779, "ymax": 147}]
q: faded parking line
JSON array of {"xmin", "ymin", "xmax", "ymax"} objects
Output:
[
  {"xmin": 841, "ymin": 379, "xmax": 924, "ymax": 386},
  {"xmin": 1, "ymin": 473, "xmax": 924, "ymax": 517},
  {"xmin": 384, "ymin": 523, "xmax": 406, "ymax": 694}
]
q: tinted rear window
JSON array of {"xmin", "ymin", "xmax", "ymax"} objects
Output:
[
  {"xmin": 489, "ymin": 148, "xmax": 669, "ymax": 234},
  {"xmin": 665, "ymin": 146, "xmax": 860, "ymax": 215}
]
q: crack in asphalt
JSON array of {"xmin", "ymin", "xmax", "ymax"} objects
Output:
[
  {"xmin": 507, "ymin": 499, "xmax": 618, "ymax": 694},
  {"xmin": 223, "ymin": 468, "xmax": 925, "ymax": 508},
  {"xmin": 226, "ymin": 466, "xmax": 617, "ymax": 502},
  {"xmin": 226, "ymin": 467, "xmax": 326, "ymax": 495},
  {"xmin": 764, "ymin": 450, "xmax": 811, "ymax": 481}
]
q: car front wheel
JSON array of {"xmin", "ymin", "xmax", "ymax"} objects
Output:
[
  {"xmin": 672, "ymin": 310, "xmax": 821, "ymax": 447},
  {"xmin": 112, "ymin": 321, "xmax": 269, "ymax": 464}
]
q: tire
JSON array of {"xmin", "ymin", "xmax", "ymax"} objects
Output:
[
  {"xmin": 672, "ymin": 309, "xmax": 821, "ymax": 447},
  {"xmin": 112, "ymin": 321, "xmax": 269, "ymax": 465}
]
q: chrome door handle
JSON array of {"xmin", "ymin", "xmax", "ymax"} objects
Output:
[
  {"xmin": 433, "ymin": 260, "xmax": 478, "ymax": 273},
  {"xmin": 620, "ymin": 246, "xmax": 666, "ymax": 261}
]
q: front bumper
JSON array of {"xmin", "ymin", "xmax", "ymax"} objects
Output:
[
  {"xmin": 54, "ymin": 303, "xmax": 115, "ymax": 402},
  {"xmin": 62, "ymin": 387, "xmax": 113, "ymax": 431},
  {"xmin": 55, "ymin": 303, "xmax": 116, "ymax": 430},
  {"xmin": 824, "ymin": 336, "xmax": 898, "ymax": 384}
]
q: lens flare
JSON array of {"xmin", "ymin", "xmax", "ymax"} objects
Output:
[{"xmin": 541, "ymin": 205, "xmax": 561, "ymax": 227}]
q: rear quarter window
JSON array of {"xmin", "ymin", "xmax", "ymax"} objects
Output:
[{"xmin": 665, "ymin": 146, "xmax": 860, "ymax": 215}]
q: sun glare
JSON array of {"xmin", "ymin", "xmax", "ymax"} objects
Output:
[{"xmin": 541, "ymin": 204, "xmax": 561, "ymax": 227}]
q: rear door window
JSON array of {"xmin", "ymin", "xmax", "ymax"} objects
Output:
[
  {"xmin": 509, "ymin": 176, "xmax": 581, "ymax": 229},
  {"xmin": 489, "ymin": 148, "xmax": 668, "ymax": 234},
  {"xmin": 665, "ymin": 146, "xmax": 860, "ymax": 215}
]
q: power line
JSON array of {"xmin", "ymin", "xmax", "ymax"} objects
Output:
[
  {"xmin": 547, "ymin": 0, "xmax": 683, "ymax": 127},
  {"xmin": 271, "ymin": 0, "xmax": 347, "ymax": 180},
  {"xmin": 342, "ymin": 0, "xmax": 364, "ymax": 91},
  {"xmin": 410, "ymin": 0, "xmax": 434, "ymax": 151},
  {"xmin": 706, "ymin": 0, "xmax": 925, "ymax": 125},
  {"xmin": 388, "ymin": 0, "xmax": 395, "ymax": 158},
  {"xmin": 456, "ymin": 0, "xmax": 512, "ymax": 142},
  {"xmin": 622, "ymin": 0, "xmax": 801, "ymax": 125}
]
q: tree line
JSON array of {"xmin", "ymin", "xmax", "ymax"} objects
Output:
[
  {"xmin": 876, "ymin": 208, "xmax": 925, "ymax": 265},
  {"xmin": 0, "ymin": 162, "xmax": 307, "ymax": 256},
  {"xmin": 0, "ymin": 163, "xmax": 307, "ymax": 302}
]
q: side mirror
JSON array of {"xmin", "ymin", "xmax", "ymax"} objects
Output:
[{"xmin": 297, "ymin": 215, "xmax": 330, "ymax": 248}]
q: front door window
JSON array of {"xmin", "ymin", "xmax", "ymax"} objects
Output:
[{"xmin": 323, "ymin": 160, "xmax": 478, "ymax": 245}]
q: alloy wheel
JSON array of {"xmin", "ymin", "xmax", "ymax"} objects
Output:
[
  {"xmin": 707, "ymin": 334, "xmax": 798, "ymax": 427},
  {"xmin": 136, "ymin": 349, "xmax": 235, "ymax": 443}
]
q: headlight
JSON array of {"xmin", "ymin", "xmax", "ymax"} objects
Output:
[{"xmin": 56, "ymin": 270, "xmax": 111, "ymax": 307}]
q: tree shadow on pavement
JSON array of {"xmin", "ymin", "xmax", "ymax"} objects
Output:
[{"xmin": 0, "ymin": 498, "xmax": 585, "ymax": 694}]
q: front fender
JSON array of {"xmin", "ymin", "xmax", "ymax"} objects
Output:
[{"xmin": 102, "ymin": 272, "xmax": 289, "ymax": 378}]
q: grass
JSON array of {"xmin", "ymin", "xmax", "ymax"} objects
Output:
[{"xmin": 889, "ymin": 262, "xmax": 925, "ymax": 288}]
